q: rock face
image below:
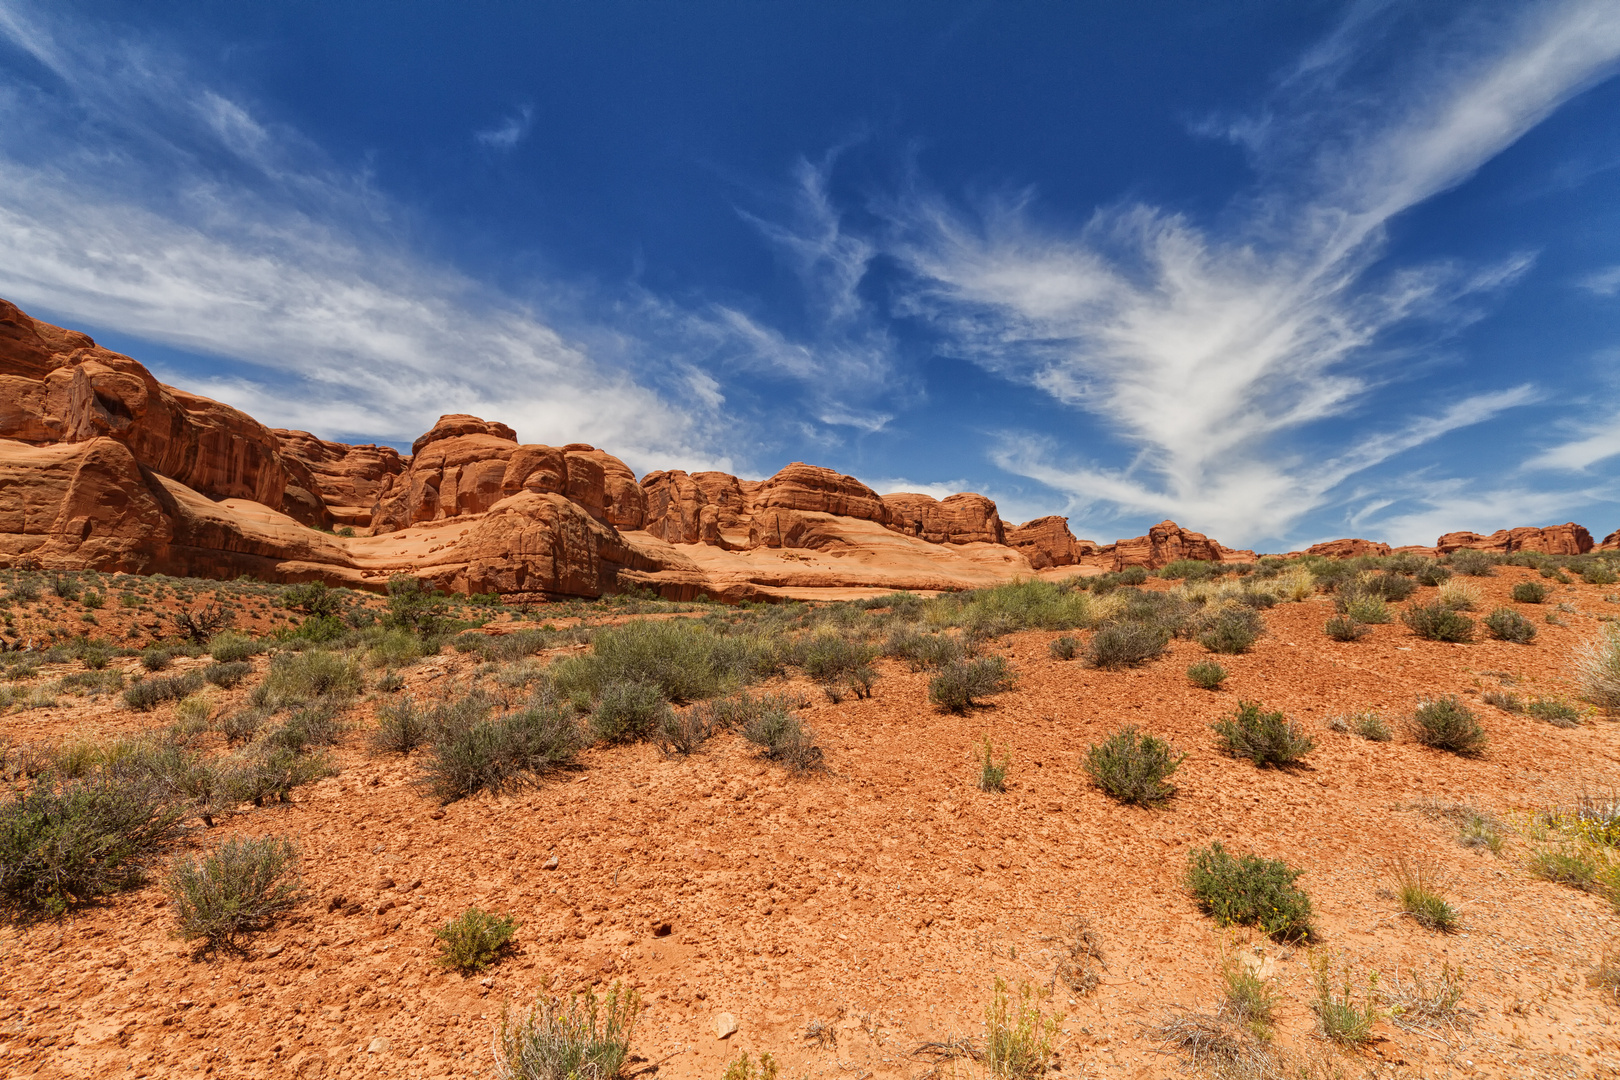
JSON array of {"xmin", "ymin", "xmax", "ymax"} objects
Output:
[
  {"xmin": 1089, "ymin": 520, "xmax": 1257, "ymax": 571},
  {"xmin": 11, "ymin": 296, "xmax": 1483, "ymax": 600},
  {"xmin": 1436, "ymin": 524, "xmax": 1594, "ymax": 556},
  {"xmin": 1601, "ymin": 529, "xmax": 1620, "ymax": 552},
  {"xmin": 1006, "ymin": 516, "xmax": 1097, "ymax": 570},
  {"xmin": 1306, "ymin": 538, "xmax": 1393, "ymax": 559}
]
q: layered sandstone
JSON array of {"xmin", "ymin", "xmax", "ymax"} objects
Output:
[
  {"xmin": 1436, "ymin": 523, "xmax": 1594, "ymax": 557},
  {"xmin": 880, "ymin": 493, "xmax": 1004, "ymax": 545},
  {"xmin": 1006, "ymin": 516, "xmax": 1099, "ymax": 570},
  {"xmin": 1088, "ymin": 520, "xmax": 1257, "ymax": 571},
  {"xmin": 1305, "ymin": 538, "xmax": 1393, "ymax": 559}
]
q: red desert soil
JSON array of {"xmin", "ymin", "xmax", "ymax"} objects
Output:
[{"xmin": 4, "ymin": 569, "xmax": 1620, "ymax": 1079}]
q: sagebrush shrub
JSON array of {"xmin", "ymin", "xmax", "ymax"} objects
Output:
[
  {"xmin": 1407, "ymin": 696, "xmax": 1487, "ymax": 755},
  {"xmin": 1403, "ymin": 601, "xmax": 1475, "ymax": 643},
  {"xmin": 1186, "ymin": 660, "xmax": 1227, "ymax": 689},
  {"xmin": 742, "ymin": 707, "xmax": 823, "ymax": 773},
  {"xmin": 1339, "ymin": 592, "xmax": 1391, "ymax": 624},
  {"xmin": 262, "ymin": 704, "xmax": 345, "ymax": 754},
  {"xmin": 225, "ymin": 747, "xmax": 335, "ymax": 806},
  {"xmin": 251, "ymin": 649, "xmax": 363, "ymax": 710},
  {"xmin": 1083, "ymin": 725, "xmax": 1185, "ymax": 805},
  {"xmin": 204, "ymin": 661, "xmax": 252, "ymax": 689},
  {"xmin": 495, "ymin": 983, "xmax": 640, "ymax": 1080},
  {"xmin": 1186, "ymin": 842, "xmax": 1313, "ymax": 942},
  {"xmin": 371, "ymin": 696, "xmax": 432, "ymax": 755},
  {"xmin": 1484, "ymin": 607, "xmax": 1536, "ymax": 644},
  {"xmin": 0, "ymin": 775, "xmax": 185, "ymax": 919},
  {"xmin": 1526, "ymin": 698, "xmax": 1581, "ymax": 728},
  {"xmin": 167, "ymin": 834, "xmax": 302, "ymax": 951},
  {"xmin": 1212, "ymin": 701, "xmax": 1314, "ymax": 767},
  {"xmin": 1512, "ymin": 581, "xmax": 1549, "ymax": 604},
  {"xmin": 208, "ymin": 632, "xmax": 259, "ymax": 663},
  {"xmin": 1575, "ymin": 625, "xmax": 1620, "ymax": 712},
  {"xmin": 552, "ymin": 618, "xmax": 772, "ymax": 703},
  {"xmin": 1324, "ymin": 615, "xmax": 1368, "ymax": 642},
  {"xmin": 425, "ymin": 701, "xmax": 583, "ymax": 803},
  {"xmin": 140, "ymin": 647, "xmax": 174, "ymax": 672},
  {"xmin": 436, "ymin": 906, "xmax": 518, "ymax": 973},
  {"xmin": 928, "ymin": 656, "xmax": 1015, "ymax": 712},
  {"xmin": 1415, "ymin": 562, "xmax": 1452, "ymax": 587},
  {"xmin": 884, "ymin": 628, "xmax": 968, "ymax": 671},
  {"xmin": 1048, "ymin": 636, "xmax": 1080, "ymax": 661},
  {"xmin": 123, "ymin": 671, "xmax": 205, "ymax": 711},
  {"xmin": 1195, "ymin": 604, "xmax": 1264, "ymax": 654},
  {"xmin": 1448, "ymin": 549, "xmax": 1496, "ymax": 577},
  {"xmin": 1582, "ymin": 563, "xmax": 1620, "ymax": 586},
  {"xmin": 1086, "ymin": 621, "xmax": 1170, "ymax": 669},
  {"xmin": 590, "ymin": 680, "xmax": 672, "ymax": 744}
]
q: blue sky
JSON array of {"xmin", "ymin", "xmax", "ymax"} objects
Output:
[{"xmin": 0, "ymin": 1, "xmax": 1618, "ymax": 549}]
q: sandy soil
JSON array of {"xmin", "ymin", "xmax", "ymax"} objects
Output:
[{"xmin": 3, "ymin": 569, "xmax": 1620, "ymax": 1079}]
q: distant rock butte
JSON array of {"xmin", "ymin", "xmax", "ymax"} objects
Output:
[{"xmin": 1, "ymin": 299, "xmax": 1612, "ymax": 599}]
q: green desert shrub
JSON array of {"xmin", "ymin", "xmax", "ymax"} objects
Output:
[
  {"xmin": 495, "ymin": 983, "xmax": 640, "ymax": 1080},
  {"xmin": 203, "ymin": 661, "xmax": 253, "ymax": 689},
  {"xmin": 1338, "ymin": 592, "xmax": 1391, "ymax": 624},
  {"xmin": 424, "ymin": 700, "xmax": 584, "ymax": 803},
  {"xmin": 261, "ymin": 703, "xmax": 346, "ymax": 755},
  {"xmin": 123, "ymin": 671, "xmax": 205, "ymax": 712},
  {"xmin": 366, "ymin": 629, "xmax": 427, "ymax": 669},
  {"xmin": 282, "ymin": 581, "xmax": 344, "ymax": 618},
  {"xmin": 207, "ymin": 632, "xmax": 259, "ymax": 663},
  {"xmin": 1448, "ymin": 549, "xmax": 1497, "ymax": 576},
  {"xmin": 383, "ymin": 575, "xmax": 451, "ymax": 635},
  {"xmin": 1194, "ymin": 604, "xmax": 1264, "ymax": 654},
  {"xmin": 1186, "ymin": 842, "xmax": 1313, "ymax": 942},
  {"xmin": 1048, "ymin": 636, "xmax": 1080, "ymax": 661},
  {"xmin": 0, "ymin": 774, "xmax": 185, "ymax": 920},
  {"xmin": 1402, "ymin": 600, "xmax": 1475, "ymax": 643},
  {"xmin": 742, "ymin": 707, "xmax": 823, "ymax": 773},
  {"xmin": 1324, "ymin": 614, "xmax": 1369, "ymax": 642},
  {"xmin": 1512, "ymin": 581, "xmax": 1550, "ymax": 604},
  {"xmin": 166, "ymin": 834, "xmax": 303, "ymax": 951},
  {"xmin": 1582, "ymin": 563, "xmax": 1620, "ymax": 586},
  {"xmin": 1392, "ymin": 860, "xmax": 1459, "ymax": 933},
  {"xmin": 140, "ymin": 646, "xmax": 174, "ymax": 672},
  {"xmin": 219, "ymin": 708, "xmax": 266, "ymax": 746},
  {"xmin": 590, "ymin": 680, "xmax": 673, "ymax": 744},
  {"xmin": 1575, "ymin": 625, "xmax": 1620, "ymax": 712},
  {"xmin": 946, "ymin": 579, "xmax": 1098, "ymax": 636},
  {"xmin": 1310, "ymin": 954, "xmax": 1380, "ymax": 1045},
  {"xmin": 552, "ymin": 618, "xmax": 772, "ymax": 703},
  {"xmin": 928, "ymin": 656, "xmax": 1016, "ymax": 713},
  {"xmin": 250, "ymin": 649, "xmax": 363, "ymax": 710},
  {"xmin": 435, "ymin": 906, "xmax": 518, "ymax": 974},
  {"xmin": 1407, "ymin": 696, "xmax": 1488, "ymax": 755},
  {"xmin": 224, "ymin": 748, "xmax": 335, "ymax": 807},
  {"xmin": 1186, "ymin": 660, "xmax": 1227, "ymax": 689},
  {"xmin": 1212, "ymin": 701, "xmax": 1314, "ymax": 767},
  {"xmin": 1484, "ymin": 607, "xmax": 1536, "ymax": 644},
  {"xmin": 1526, "ymin": 698, "xmax": 1582, "ymax": 728},
  {"xmin": 1086, "ymin": 621, "xmax": 1170, "ymax": 669},
  {"xmin": 370, "ymin": 695, "xmax": 432, "ymax": 755},
  {"xmin": 884, "ymin": 627, "xmax": 967, "ymax": 671},
  {"xmin": 1083, "ymin": 726, "xmax": 1185, "ymax": 805},
  {"xmin": 1415, "ymin": 561, "xmax": 1452, "ymax": 587},
  {"xmin": 977, "ymin": 737, "xmax": 1009, "ymax": 794}
]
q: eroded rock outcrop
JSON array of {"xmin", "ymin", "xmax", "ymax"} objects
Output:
[
  {"xmin": 1436, "ymin": 523, "xmax": 1594, "ymax": 556},
  {"xmin": 1601, "ymin": 529, "xmax": 1620, "ymax": 551},
  {"xmin": 1306, "ymin": 538, "xmax": 1393, "ymax": 559},
  {"xmin": 274, "ymin": 430, "xmax": 406, "ymax": 530},
  {"xmin": 1089, "ymin": 520, "xmax": 1257, "ymax": 571},
  {"xmin": 1006, "ymin": 516, "xmax": 1098, "ymax": 570},
  {"xmin": 881, "ymin": 493, "xmax": 1004, "ymax": 545}
]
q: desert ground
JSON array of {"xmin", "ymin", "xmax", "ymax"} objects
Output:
[{"xmin": 2, "ymin": 557, "xmax": 1620, "ymax": 1080}]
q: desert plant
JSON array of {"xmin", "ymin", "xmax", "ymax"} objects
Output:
[
  {"xmin": 1219, "ymin": 946, "xmax": 1278, "ymax": 1036},
  {"xmin": 982, "ymin": 977, "xmax": 1061, "ymax": 1080},
  {"xmin": 366, "ymin": 629, "xmax": 427, "ymax": 669},
  {"xmin": 208, "ymin": 632, "xmax": 259, "ymax": 663},
  {"xmin": 1194, "ymin": 604, "xmax": 1264, "ymax": 654},
  {"xmin": 1574, "ymin": 624, "xmax": 1620, "ymax": 712},
  {"xmin": 1392, "ymin": 859, "xmax": 1459, "ymax": 932},
  {"xmin": 1481, "ymin": 689, "xmax": 1523, "ymax": 712},
  {"xmin": 1526, "ymin": 698, "xmax": 1582, "ymax": 728},
  {"xmin": 1327, "ymin": 709, "xmax": 1391, "ymax": 741},
  {"xmin": 653, "ymin": 704, "xmax": 715, "ymax": 757},
  {"xmin": 1512, "ymin": 581, "xmax": 1550, "ymax": 604},
  {"xmin": 1083, "ymin": 725, "xmax": 1185, "ymax": 805},
  {"xmin": 1484, "ymin": 607, "xmax": 1536, "ymax": 644},
  {"xmin": 1448, "ymin": 549, "xmax": 1496, "ymax": 577},
  {"xmin": 140, "ymin": 646, "xmax": 174, "ymax": 672},
  {"xmin": 1403, "ymin": 601, "xmax": 1475, "ymax": 643},
  {"xmin": 166, "ymin": 834, "xmax": 302, "ymax": 951},
  {"xmin": 928, "ymin": 656, "xmax": 1016, "ymax": 713},
  {"xmin": 1583, "ymin": 563, "xmax": 1620, "ymax": 586},
  {"xmin": 884, "ymin": 627, "xmax": 968, "ymax": 671},
  {"xmin": 225, "ymin": 747, "xmax": 335, "ymax": 806},
  {"xmin": 1186, "ymin": 843, "xmax": 1313, "ymax": 942},
  {"xmin": 371, "ymin": 696, "xmax": 431, "ymax": 755},
  {"xmin": 1186, "ymin": 660, "xmax": 1227, "ymax": 689},
  {"xmin": 1048, "ymin": 636, "xmax": 1079, "ymax": 661},
  {"xmin": 435, "ymin": 906, "xmax": 518, "ymax": 974},
  {"xmin": 123, "ymin": 671, "xmax": 205, "ymax": 712},
  {"xmin": 1086, "ymin": 621, "xmax": 1170, "ymax": 669},
  {"xmin": 1311, "ymin": 953, "xmax": 1380, "ymax": 1045},
  {"xmin": 742, "ymin": 707, "xmax": 823, "ymax": 773},
  {"xmin": 552, "ymin": 617, "xmax": 772, "ymax": 703},
  {"xmin": 1526, "ymin": 846, "xmax": 1600, "ymax": 891},
  {"xmin": 0, "ymin": 774, "xmax": 185, "ymax": 920},
  {"xmin": 203, "ymin": 660, "xmax": 253, "ymax": 689},
  {"xmin": 1407, "ymin": 697, "xmax": 1487, "ymax": 755},
  {"xmin": 1415, "ymin": 562, "xmax": 1452, "ymax": 586},
  {"xmin": 383, "ymin": 575, "xmax": 451, "ymax": 635},
  {"xmin": 219, "ymin": 708, "xmax": 265, "ymax": 746},
  {"xmin": 1212, "ymin": 700, "xmax": 1314, "ymax": 767},
  {"xmin": 1437, "ymin": 579, "xmax": 1483, "ymax": 611},
  {"xmin": 250, "ymin": 649, "xmax": 363, "ymax": 710},
  {"xmin": 1457, "ymin": 810, "xmax": 1504, "ymax": 855},
  {"xmin": 173, "ymin": 604, "xmax": 232, "ymax": 643},
  {"xmin": 977, "ymin": 737, "xmax": 1009, "ymax": 793},
  {"xmin": 1324, "ymin": 614, "xmax": 1369, "ymax": 641},
  {"xmin": 424, "ymin": 701, "xmax": 584, "ymax": 803},
  {"xmin": 721, "ymin": 1052, "xmax": 778, "ymax": 1080},
  {"xmin": 494, "ymin": 982, "xmax": 641, "ymax": 1080},
  {"xmin": 1590, "ymin": 952, "xmax": 1620, "ymax": 1006},
  {"xmin": 590, "ymin": 680, "xmax": 673, "ymax": 744},
  {"xmin": 1340, "ymin": 593, "xmax": 1392, "ymax": 624}
]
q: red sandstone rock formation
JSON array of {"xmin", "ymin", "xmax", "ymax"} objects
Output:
[
  {"xmin": 1005, "ymin": 516, "xmax": 1099, "ymax": 569},
  {"xmin": 1088, "ymin": 520, "xmax": 1257, "ymax": 571},
  {"xmin": 641, "ymin": 469, "xmax": 723, "ymax": 546},
  {"xmin": 880, "ymin": 493, "xmax": 1004, "ymax": 545},
  {"xmin": 753, "ymin": 463, "xmax": 892, "ymax": 524},
  {"xmin": 1305, "ymin": 538, "xmax": 1393, "ymax": 558},
  {"xmin": 1601, "ymin": 529, "xmax": 1620, "ymax": 551},
  {"xmin": 1436, "ymin": 523, "xmax": 1593, "ymax": 556},
  {"xmin": 274, "ymin": 430, "xmax": 406, "ymax": 530}
]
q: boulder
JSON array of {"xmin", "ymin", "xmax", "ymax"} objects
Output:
[
  {"xmin": 0, "ymin": 437, "xmax": 170, "ymax": 571},
  {"xmin": 881, "ymin": 493, "xmax": 1005, "ymax": 545},
  {"xmin": 1005, "ymin": 516, "xmax": 1098, "ymax": 569},
  {"xmin": 1436, "ymin": 523, "xmax": 1593, "ymax": 556},
  {"xmin": 1305, "ymin": 538, "xmax": 1393, "ymax": 559}
]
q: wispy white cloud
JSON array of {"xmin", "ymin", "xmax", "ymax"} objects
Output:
[
  {"xmin": 475, "ymin": 106, "xmax": 532, "ymax": 150},
  {"xmin": 886, "ymin": 0, "xmax": 1620, "ymax": 546},
  {"xmin": 1582, "ymin": 264, "xmax": 1620, "ymax": 295}
]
